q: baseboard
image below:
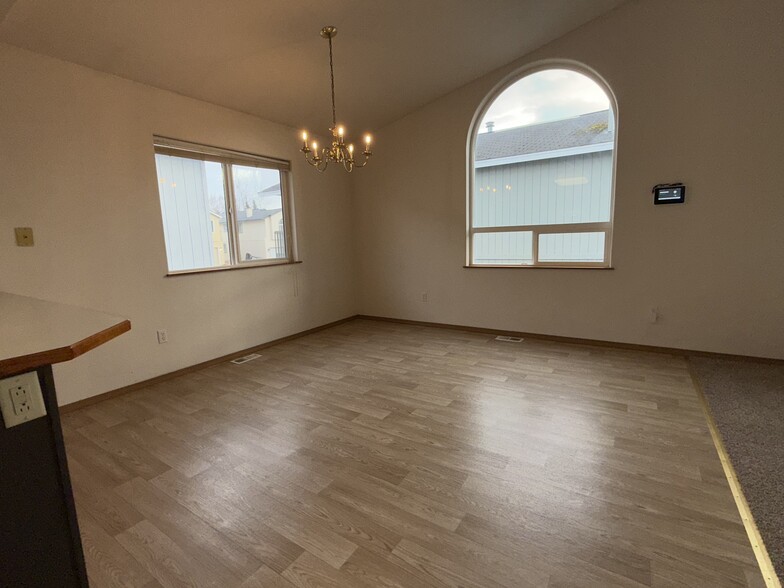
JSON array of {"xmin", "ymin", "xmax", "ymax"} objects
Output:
[
  {"xmin": 60, "ymin": 315, "xmax": 359, "ymax": 413},
  {"xmin": 355, "ymin": 314, "xmax": 784, "ymax": 363},
  {"xmin": 62, "ymin": 312, "xmax": 781, "ymax": 413}
]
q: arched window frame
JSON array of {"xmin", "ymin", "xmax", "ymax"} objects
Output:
[{"xmin": 466, "ymin": 60, "xmax": 619, "ymax": 268}]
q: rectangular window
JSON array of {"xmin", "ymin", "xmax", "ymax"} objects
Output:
[
  {"xmin": 470, "ymin": 150, "xmax": 613, "ymax": 267},
  {"xmin": 153, "ymin": 137, "xmax": 296, "ymax": 274}
]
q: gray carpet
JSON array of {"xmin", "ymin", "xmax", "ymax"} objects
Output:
[{"xmin": 690, "ymin": 357, "xmax": 784, "ymax": 581}]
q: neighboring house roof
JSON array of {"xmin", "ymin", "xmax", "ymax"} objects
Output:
[
  {"xmin": 261, "ymin": 183, "xmax": 281, "ymax": 194},
  {"xmin": 216, "ymin": 208, "xmax": 282, "ymax": 224},
  {"xmin": 475, "ymin": 110, "xmax": 613, "ymax": 161}
]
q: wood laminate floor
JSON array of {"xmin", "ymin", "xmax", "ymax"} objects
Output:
[{"xmin": 62, "ymin": 319, "xmax": 764, "ymax": 587}]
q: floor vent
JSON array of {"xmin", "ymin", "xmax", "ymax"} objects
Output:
[
  {"xmin": 495, "ymin": 335, "xmax": 524, "ymax": 343},
  {"xmin": 231, "ymin": 353, "xmax": 262, "ymax": 365}
]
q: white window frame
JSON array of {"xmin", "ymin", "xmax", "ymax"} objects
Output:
[
  {"xmin": 153, "ymin": 136, "xmax": 298, "ymax": 275},
  {"xmin": 466, "ymin": 61, "xmax": 618, "ymax": 269}
]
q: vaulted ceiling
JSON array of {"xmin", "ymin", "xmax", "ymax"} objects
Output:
[{"xmin": 0, "ymin": 0, "xmax": 627, "ymax": 132}]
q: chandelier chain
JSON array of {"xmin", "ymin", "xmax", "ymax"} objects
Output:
[{"xmin": 328, "ymin": 36, "xmax": 336, "ymax": 127}]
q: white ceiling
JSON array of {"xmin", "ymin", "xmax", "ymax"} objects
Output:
[{"xmin": 0, "ymin": 0, "xmax": 627, "ymax": 133}]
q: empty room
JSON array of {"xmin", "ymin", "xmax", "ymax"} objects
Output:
[{"xmin": 1, "ymin": 1, "xmax": 783, "ymax": 586}]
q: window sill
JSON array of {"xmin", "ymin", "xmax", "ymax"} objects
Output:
[
  {"xmin": 464, "ymin": 264, "xmax": 613, "ymax": 270},
  {"xmin": 166, "ymin": 260, "xmax": 302, "ymax": 277}
]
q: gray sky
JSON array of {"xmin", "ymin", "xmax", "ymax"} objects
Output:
[{"xmin": 480, "ymin": 69, "xmax": 610, "ymax": 133}]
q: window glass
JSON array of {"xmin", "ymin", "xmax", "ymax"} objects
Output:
[
  {"xmin": 155, "ymin": 155, "xmax": 230, "ymax": 272},
  {"xmin": 473, "ymin": 232, "xmax": 533, "ymax": 265},
  {"xmin": 231, "ymin": 165, "xmax": 286, "ymax": 262},
  {"xmin": 470, "ymin": 68, "xmax": 615, "ymax": 267},
  {"xmin": 538, "ymin": 232, "xmax": 606, "ymax": 263}
]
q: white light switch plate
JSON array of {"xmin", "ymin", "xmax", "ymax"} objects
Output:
[{"xmin": 0, "ymin": 372, "xmax": 47, "ymax": 428}]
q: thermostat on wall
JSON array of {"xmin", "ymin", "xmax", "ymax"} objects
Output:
[{"xmin": 653, "ymin": 183, "xmax": 686, "ymax": 205}]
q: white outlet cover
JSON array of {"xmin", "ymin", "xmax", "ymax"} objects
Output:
[{"xmin": 0, "ymin": 371, "xmax": 47, "ymax": 428}]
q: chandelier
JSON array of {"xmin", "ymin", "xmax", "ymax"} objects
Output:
[{"xmin": 299, "ymin": 26, "xmax": 373, "ymax": 172}]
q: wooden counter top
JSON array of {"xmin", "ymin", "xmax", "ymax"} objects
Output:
[{"xmin": 0, "ymin": 293, "xmax": 131, "ymax": 377}]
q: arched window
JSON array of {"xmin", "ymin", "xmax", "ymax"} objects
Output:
[{"xmin": 469, "ymin": 66, "xmax": 616, "ymax": 267}]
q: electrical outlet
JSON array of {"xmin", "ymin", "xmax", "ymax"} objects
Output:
[
  {"xmin": 14, "ymin": 227, "xmax": 34, "ymax": 247},
  {"xmin": 649, "ymin": 308, "xmax": 660, "ymax": 324},
  {"xmin": 421, "ymin": 292, "xmax": 429, "ymax": 303},
  {"xmin": 10, "ymin": 386, "xmax": 32, "ymax": 415},
  {"xmin": 0, "ymin": 372, "xmax": 47, "ymax": 428},
  {"xmin": 157, "ymin": 329, "xmax": 168, "ymax": 344}
]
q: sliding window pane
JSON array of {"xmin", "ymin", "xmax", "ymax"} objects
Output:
[
  {"xmin": 538, "ymin": 231, "xmax": 605, "ymax": 262},
  {"xmin": 473, "ymin": 231, "xmax": 533, "ymax": 265},
  {"xmin": 154, "ymin": 154, "xmax": 230, "ymax": 272},
  {"xmin": 231, "ymin": 164, "xmax": 287, "ymax": 262}
]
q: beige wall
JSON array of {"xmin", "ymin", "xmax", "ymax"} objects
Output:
[
  {"xmin": 353, "ymin": 0, "xmax": 784, "ymax": 359},
  {"xmin": 0, "ymin": 43, "xmax": 357, "ymax": 404}
]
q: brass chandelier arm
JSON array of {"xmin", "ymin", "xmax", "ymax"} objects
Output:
[
  {"xmin": 340, "ymin": 153, "xmax": 371, "ymax": 172},
  {"xmin": 301, "ymin": 147, "xmax": 328, "ymax": 172},
  {"xmin": 307, "ymin": 159, "xmax": 328, "ymax": 172},
  {"xmin": 348, "ymin": 153, "xmax": 372, "ymax": 169}
]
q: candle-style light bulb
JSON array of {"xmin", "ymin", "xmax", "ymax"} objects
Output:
[
  {"xmin": 312, "ymin": 141, "xmax": 318, "ymax": 155},
  {"xmin": 302, "ymin": 130, "xmax": 308, "ymax": 142},
  {"xmin": 338, "ymin": 126, "xmax": 344, "ymax": 138},
  {"xmin": 365, "ymin": 134, "xmax": 372, "ymax": 145},
  {"xmin": 348, "ymin": 144, "xmax": 354, "ymax": 158}
]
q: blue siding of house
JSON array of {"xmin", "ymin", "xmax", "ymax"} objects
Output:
[
  {"xmin": 473, "ymin": 151, "xmax": 612, "ymax": 264},
  {"xmin": 155, "ymin": 154, "xmax": 215, "ymax": 271}
]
